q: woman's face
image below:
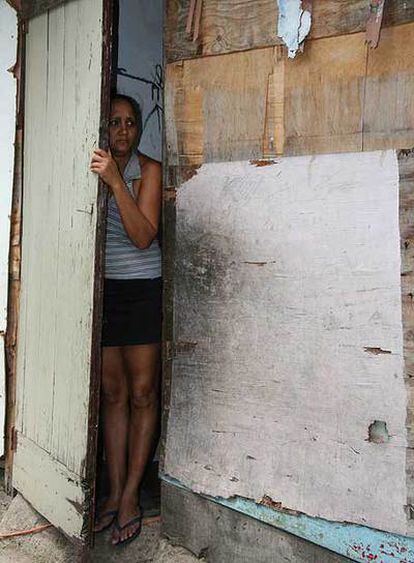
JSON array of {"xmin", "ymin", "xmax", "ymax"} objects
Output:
[{"xmin": 109, "ymin": 99, "xmax": 139, "ymax": 157}]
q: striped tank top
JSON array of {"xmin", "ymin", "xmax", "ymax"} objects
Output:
[{"xmin": 105, "ymin": 153, "xmax": 162, "ymax": 279}]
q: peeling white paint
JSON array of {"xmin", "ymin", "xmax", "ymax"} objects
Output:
[{"xmin": 277, "ymin": 0, "xmax": 312, "ymax": 58}]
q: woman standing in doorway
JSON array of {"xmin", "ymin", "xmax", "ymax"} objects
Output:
[{"xmin": 90, "ymin": 94, "xmax": 162, "ymax": 546}]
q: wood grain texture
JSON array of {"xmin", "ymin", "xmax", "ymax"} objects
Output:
[
  {"xmin": 165, "ymin": 0, "xmax": 278, "ymax": 63},
  {"xmin": 165, "ymin": 48, "xmax": 276, "ymax": 165},
  {"xmin": 5, "ymin": 18, "xmax": 25, "ymax": 495},
  {"xmin": 165, "ymin": 0, "xmax": 414, "ymax": 62},
  {"xmin": 12, "ymin": 434, "xmax": 87, "ymax": 542},
  {"xmin": 163, "ymin": 151, "xmax": 408, "ymax": 534},
  {"xmin": 162, "ymin": 481, "xmax": 349, "ymax": 563},
  {"xmin": 167, "ymin": 24, "xmax": 414, "ymax": 163},
  {"xmin": 84, "ymin": 0, "xmax": 113, "ymax": 545},
  {"xmin": 398, "ymin": 148, "xmax": 414, "ymax": 534},
  {"xmin": 15, "ymin": 0, "xmax": 103, "ymax": 541},
  {"xmin": 363, "ymin": 23, "xmax": 414, "ymax": 151},
  {"xmin": 284, "ymin": 32, "xmax": 366, "ymax": 156}
]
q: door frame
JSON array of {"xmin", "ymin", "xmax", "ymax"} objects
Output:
[{"xmin": 4, "ymin": 0, "xmax": 114, "ymax": 545}]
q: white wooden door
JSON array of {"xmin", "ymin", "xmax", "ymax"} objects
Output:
[{"xmin": 13, "ymin": 0, "xmax": 108, "ymax": 542}]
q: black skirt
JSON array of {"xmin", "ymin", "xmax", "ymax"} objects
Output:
[{"xmin": 102, "ymin": 278, "xmax": 162, "ymax": 347}]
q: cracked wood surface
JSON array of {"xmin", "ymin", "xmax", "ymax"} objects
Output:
[
  {"xmin": 165, "ymin": 23, "xmax": 414, "ymax": 164},
  {"xmin": 165, "ymin": 0, "xmax": 414, "ymax": 62},
  {"xmin": 14, "ymin": 1, "xmax": 104, "ymax": 540},
  {"xmin": 163, "ymin": 151, "xmax": 408, "ymax": 535}
]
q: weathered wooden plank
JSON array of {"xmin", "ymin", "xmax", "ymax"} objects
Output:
[
  {"xmin": 18, "ymin": 10, "xmax": 49, "ymax": 443},
  {"xmin": 165, "ymin": 48, "xmax": 276, "ymax": 165},
  {"xmin": 311, "ymin": 0, "xmax": 414, "ymax": 39},
  {"xmin": 165, "ymin": 0, "xmax": 278, "ymax": 63},
  {"xmin": 162, "ymin": 481, "xmax": 350, "ymax": 563},
  {"xmin": 5, "ymin": 17, "xmax": 25, "ymax": 494},
  {"xmin": 46, "ymin": 0, "xmax": 103, "ymax": 472},
  {"xmin": 262, "ymin": 46, "xmax": 285, "ymax": 157},
  {"xmin": 164, "ymin": 151, "xmax": 408, "ymax": 534},
  {"xmin": 13, "ymin": 433, "xmax": 86, "ymax": 541},
  {"xmin": 398, "ymin": 148, "xmax": 414, "ymax": 536},
  {"xmin": 167, "ymin": 24, "xmax": 414, "ymax": 162},
  {"xmin": 34, "ymin": 3, "xmax": 65, "ymax": 452},
  {"xmin": 363, "ymin": 23, "xmax": 414, "ymax": 151},
  {"xmin": 284, "ymin": 32, "xmax": 366, "ymax": 156},
  {"xmin": 84, "ymin": 0, "xmax": 114, "ymax": 545},
  {"xmin": 14, "ymin": 0, "xmax": 104, "ymax": 542},
  {"xmin": 165, "ymin": 0, "xmax": 414, "ymax": 63}
]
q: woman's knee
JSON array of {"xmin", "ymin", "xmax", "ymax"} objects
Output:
[
  {"xmin": 130, "ymin": 380, "xmax": 159, "ymax": 409},
  {"xmin": 102, "ymin": 373, "xmax": 128, "ymax": 406}
]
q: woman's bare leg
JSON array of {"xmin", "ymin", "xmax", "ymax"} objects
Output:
[
  {"xmin": 112, "ymin": 343, "xmax": 160, "ymax": 544},
  {"xmin": 95, "ymin": 346, "xmax": 129, "ymax": 532}
]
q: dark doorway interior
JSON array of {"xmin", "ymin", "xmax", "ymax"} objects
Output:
[{"xmin": 95, "ymin": 0, "xmax": 164, "ymax": 527}]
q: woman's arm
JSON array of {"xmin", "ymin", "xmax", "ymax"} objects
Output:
[{"xmin": 91, "ymin": 149, "xmax": 162, "ymax": 249}]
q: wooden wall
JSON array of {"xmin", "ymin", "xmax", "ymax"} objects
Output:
[
  {"xmin": 166, "ymin": 19, "xmax": 414, "ymax": 164},
  {"xmin": 163, "ymin": 0, "xmax": 414, "ymax": 540}
]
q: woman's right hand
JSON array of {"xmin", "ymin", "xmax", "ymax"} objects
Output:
[{"xmin": 90, "ymin": 148, "xmax": 123, "ymax": 191}]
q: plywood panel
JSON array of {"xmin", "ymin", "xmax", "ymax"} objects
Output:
[
  {"xmin": 164, "ymin": 151, "xmax": 408, "ymax": 535},
  {"xmin": 15, "ymin": 0, "xmax": 104, "ymax": 540},
  {"xmin": 364, "ymin": 23, "xmax": 414, "ymax": 151},
  {"xmin": 284, "ymin": 32, "xmax": 366, "ymax": 155},
  {"xmin": 167, "ymin": 26, "xmax": 414, "ymax": 164},
  {"xmin": 165, "ymin": 0, "xmax": 414, "ymax": 62},
  {"xmin": 165, "ymin": 48, "xmax": 276, "ymax": 165},
  {"xmin": 165, "ymin": 0, "xmax": 278, "ymax": 62}
]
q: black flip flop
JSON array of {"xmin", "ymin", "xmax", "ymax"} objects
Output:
[
  {"xmin": 94, "ymin": 509, "xmax": 118, "ymax": 533},
  {"xmin": 113, "ymin": 511, "xmax": 143, "ymax": 547}
]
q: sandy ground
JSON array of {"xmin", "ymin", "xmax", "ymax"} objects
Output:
[{"xmin": 0, "ymin": 476, "xmax": 199, "ymax": 563}]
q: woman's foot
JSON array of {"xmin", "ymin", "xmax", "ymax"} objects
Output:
[
  {"xmin": 94, "ymin": 496, "xmax": 120, "ymax": 533},
  {"xmin": 112, "ymin": 495, "xmax": 142, "ymax": 545}
]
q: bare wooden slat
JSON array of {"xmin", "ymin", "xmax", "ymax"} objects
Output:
[
  {"xmin": 165, "ymin": 48, "xmax": 276, "ymax": 165},
  {"xmin": 284, "ymin": 32, "xmax": 367, "ymax": 156},
  {"xmin": 18, "ymin": 9, "xmax": 49, "ymax": 443},
  {"xmin": 398, "ymin": 148, "xmax": 414, "ymax": 535},
  {"xmin": 165, "ymin": 0, "xmax": 414, "ymax": 63},
  {"xmin": 5, "ymin": 18, "xmax": 25, "ymax": 494},
  {"xmin": 165, "ymin": 0, "xmax": 278, "ymax": 62},
  {"xmin": 363, "ymin": 22, "xmax": 414, "ymax": 151}
]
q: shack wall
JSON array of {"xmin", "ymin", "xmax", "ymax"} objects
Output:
[{"xmin": 163, "ymin": 0, "xmax": 414, "ymax": 541}]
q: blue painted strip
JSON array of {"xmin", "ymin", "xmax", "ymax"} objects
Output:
[{"xmin": 161, "ymin": 474, "xmax": 414, "ymax": 563}]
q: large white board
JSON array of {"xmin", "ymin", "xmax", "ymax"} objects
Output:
[{"xmin": 164, "ymin": 150, "xmax": 408, "ymax": 535}]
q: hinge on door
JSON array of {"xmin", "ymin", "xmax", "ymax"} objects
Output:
[{"xmin": 11, "ymin": 427, "xmax": 18, "ymax": 451}]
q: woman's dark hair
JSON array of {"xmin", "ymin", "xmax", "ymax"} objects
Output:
[{"xmin": 111, "ymin": 93, "xmax": 143, "ymax": 146}]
